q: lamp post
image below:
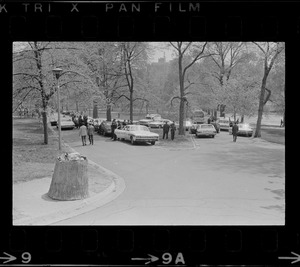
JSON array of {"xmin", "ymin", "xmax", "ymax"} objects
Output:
[{"xmin": 53, "ymin": 67, "xmax": 63, "ymax": 151}]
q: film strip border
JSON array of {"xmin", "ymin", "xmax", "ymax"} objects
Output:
[
  {"xmin": 0, "ymin": 1, "xmax": 299, "ymax": 40},
  {"xmin": 0, "ymin": 227, "xmax": 299, "ymax": 265}
]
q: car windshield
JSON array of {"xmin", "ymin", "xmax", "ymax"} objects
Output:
[
  {"xmin": 239, "ymin": 124, "xmax": 250, "ymax": 129},
  {"xmin": 129, "ymin": 125, "xmax": 149, "ymax": 131},
  {"xmin": 198, "ymin": 124, "xmax": 214, "ymax": 129}
]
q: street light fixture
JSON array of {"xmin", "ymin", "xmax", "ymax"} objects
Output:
[{"xmin": 52, "ymin": 67, "xmax": 63, "ymax": 151}]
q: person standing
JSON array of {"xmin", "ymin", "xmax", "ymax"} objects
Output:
[
  {"xmin": 111, "ymin": 119, "xmax": 117, "ymax": 140},
  {"xmin": 170, "ymin": 121, "xmax": 176, "ymax": 140},
  {"xmin": 162, "ymin": 121, "xmax": 170, "ymax": 139},
  {"xmin": 232, "ymin": 121, "xmax": 239, "ymax": 142},
  {"xmin": 79, "ymin": 124, "xmax": 87, "ymax": 146},
  {"xmin": 87, "ymin": 123, "xmax": 95, "ymax": 145},
  {"xmin": 117, "ymin": 121, "xmax": 122, "ymax": 129}
]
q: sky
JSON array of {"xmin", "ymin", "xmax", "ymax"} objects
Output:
[
  {"xmin": 13, "ymin": 41, "xmax": 176, "ymax": 62},
  {"xmin": 149, "ymin": 42, "xmax": 175, "ymax": 62}
]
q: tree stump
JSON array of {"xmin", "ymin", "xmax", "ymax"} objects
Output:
[{"xmin": 48, "ymin": 153, "xmax": 89, "ymax": 201}]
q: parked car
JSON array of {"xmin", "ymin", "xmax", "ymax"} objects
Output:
[
  {"xmin": 175, "ymin": 120, "xmax": 193, "ymax": 131},
  {"xmin": 50, "ymin": 116, "xmax": 57, "ymax": 126},
  {"xmin": 114, "ymin": 125, "xmax": 159, "ymax": 145},
  {"xmin": 139, "ymin": 114, "xmax": 162, "ymax": 127},
  {"xmin": 139, "ymin": 118, "xmax": 153, "ymax": 127},
  {"xmin": 229, "ymin": 123, "xmax": 253, "ymax": 137},
  {"xmin": 149, "ymin": 119, "xmax": 172, "ymax": 128},
  {"xmin": 98, "ymin": 120, "xmax": 112, "ymax": 136},
  {"xmin": 146, "ymin": 114, "xmax": 161, "ymax": 120},
  {"xmin": 218, "ymin": 118, "xmax": 232, "ymax": 131},
  {"xmin": 190, "ymin": 122, "xmax": 203, "ymax": 134},
  {"xmin": 195, "ymin": 124, "xmax": 217, "ymax": 138},
  {"xmin": 57, "ymin": 118, "xmax": 75, "ymax": 130}
]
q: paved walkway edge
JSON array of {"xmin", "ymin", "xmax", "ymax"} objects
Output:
[{"xmin": 14, "ymin": 129, "xmax": 126, "ymax": 225}]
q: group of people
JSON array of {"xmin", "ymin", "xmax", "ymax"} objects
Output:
[
  {"xmin": 72, "ymin": 113, "xmax": 89, "ymax": 129},
  {"xmin": 162, "ymin": 121, "xmax": 177, "ymax": 140}
]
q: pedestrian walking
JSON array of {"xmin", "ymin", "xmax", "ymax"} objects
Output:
[
  {"xmin": 232, "ymin": 121, "xmax": 239, "ymax": 142},
  {"xmin": 170, "ymin": 121, "xmax": 176, "ymax": 140},
  {"xmin": 207, "ymin": 117, "xmax": 211, "ymax": 124},
  {"xmin": 78, "ymin": 115, "xmax": 84, "ymax": 127},
  {"xmin": 111, "ymin": 119, "xmax": 117, "ymax": 140},
  {"xmin": 83, "ymin": 115, "xmax": 88, "ymax": 126},
  {"xmin": 79, "ymin": 124, "xmax": 87, "ymax": 146},
  {"xmin": 162, "ymin": 121, "xmax": 170, "ymax": 139},
  {"xmin": 87, "ymin": 123, "xmax": 95, "ymax": 145}
]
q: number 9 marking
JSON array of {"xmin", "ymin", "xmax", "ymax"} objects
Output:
[
  {"xmin": 22, "ymin": 252, "xmax": 31, "ymax": 263},
  {"xmin": 162, "ymin": 253, "xmax": 172, "ymax": 264}
]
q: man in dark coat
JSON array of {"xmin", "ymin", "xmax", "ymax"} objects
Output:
[
  {"xmin": 162, "ymin": 121, "xmax": 170, "ymax": 139},
  {"xmin": 232, "ymin": 122, "xmax": 239, "ymax": 142},
  {"xmin": 170, "ymin": 121, "xmax": 176, "ymax": 140},
  {"xmin": 111, "ymin": 119, "xmax": 117, "ymax": 140}
]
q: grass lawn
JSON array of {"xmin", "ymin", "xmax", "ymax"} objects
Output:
[
  {"xmin": 13, "ymin": 118, "xmax": 73, "ymax": 183},
  {"xmin": 260, "ymin": 127, "xmax": 285, "ymax": 145},
  {"xmin": 150, "ymin": 128, "xmax": 194, "ymax": 148}
]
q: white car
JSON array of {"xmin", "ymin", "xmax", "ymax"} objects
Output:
[
  {"xmin": 229, "ymin": 123, "xmax": 253, "ymax": 137},
  {"xmin": 218, "ymin": 118, "xmax": 232, "ymax": 131},
  {"xmin": 149, "ymin": 119, "xmax": 172, "ymax": 128},
  {"xmin": 195, "ymin": 124, "xmax": 217, "ymax": 138},
  {"xmin": 114, "ymin": 125, "xmax": 159, "ymax": 145},
  {"xmin": 57, "ymin": 118, "xmax": 75, "ymax": 130}
]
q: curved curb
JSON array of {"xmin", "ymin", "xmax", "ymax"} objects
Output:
[
  {"xmin": 14, "ymin": 128, "xmax": 126, "ymax": 225},
  {"xmin": 14, "ymin": 163, "xmax": 126, "ymax": 225}
]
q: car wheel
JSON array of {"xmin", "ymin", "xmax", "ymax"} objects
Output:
[
  {"xmin": 151, "ymin": 141, "xmax": 155, "ymax": 145},
  {"xmin": 130, "ymin": 136, "xmax": 135, "ymax": 145}
]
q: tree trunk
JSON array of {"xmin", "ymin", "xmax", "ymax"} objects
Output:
[
  {"xmin": 106, "ymin": 104, "xmax": 112, "ymax": 121},
  {"xmin": 76, "ymin": 100, "xmax": 79, "ymax": 112},
  {"xmin": 178, "ymin": 100, "xmax": 185, "ymax": 135},
  {"xmin": 42, "ymin": 110, "xmax": 48, "ymax": 144},
  {"xmin": 146, "ymin": 102, "xmax": 149, "ymax": 115},
  {"xmin": 254, "ymin": 77, "xmax": 267, "ymax": 138},
  {"xmin": 130, "ymin": 89, "xmax": 133, "ymax": 122},
  {"xmin": 178, "ymin": 54, "xmax": 185, "ymax": 136},
  {"xmin": 48, "ymin": 156, "xmax": 89, "ymax": 200},
  {"xmin": 93, "ymin": 104, "xmax": 98, "ymax": 119}
]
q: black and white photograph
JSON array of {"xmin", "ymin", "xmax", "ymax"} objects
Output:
[{"xmin": 12, "ymin": 41, "xmax": 285, "ymax": 225}]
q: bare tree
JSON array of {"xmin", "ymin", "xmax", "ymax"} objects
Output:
[
  {"xmin": 169, "ymin": 42, "xmax": 211, "ymax": 135},
  {"xmin": 119, "ymin": 42, "xmax": 149, "ymax": 121},
  {"xmin": 252, "ymin": 42, "xmax": 284, "ymax": 137},
  {"xmin": 13, "ymin": 42, "xmax": 92, "ymax": 144}
]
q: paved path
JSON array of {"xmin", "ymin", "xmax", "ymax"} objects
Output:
[{"xmin": 53, "ymin": 129, "xmax": 285, "ymax": 225}]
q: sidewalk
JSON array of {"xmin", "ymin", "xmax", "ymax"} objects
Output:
[
  {"xmin": 13, "ymin": 120, "xmax": 126, "ymax": 225},
  {"xmin": 13, "ymin": 158, "xmax": 126, "ymax": 225}
]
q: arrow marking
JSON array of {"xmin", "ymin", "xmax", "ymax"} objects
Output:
[
  {"xmin": 0, "ymin": 252, "xmax": 17, "ymax": 264},
  {"xmin": 279, "ymin": 251, "xmax": 300, "ymax": 264},
  {"xmin": 132, "ymin": 254, "xmax": 159, "ymax": 265}
]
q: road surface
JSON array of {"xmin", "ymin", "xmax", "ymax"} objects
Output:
[{"xmin": 53, "ymin": 128, "xmax": 285, "ymax": 225}]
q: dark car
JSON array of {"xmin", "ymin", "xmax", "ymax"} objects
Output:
[{"xmin": 98, "ymin": 120, "xmax": 112, "ymax": 136}]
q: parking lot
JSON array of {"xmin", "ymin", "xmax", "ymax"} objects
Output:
[{"xmin": 54, "ymin": 125, "xmax": 285, "ymax": 225}]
